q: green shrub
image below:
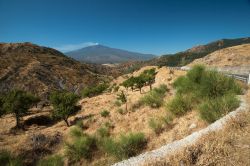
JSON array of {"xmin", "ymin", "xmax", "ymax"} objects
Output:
[
  {"xmin": 0, "ymin": 150, "xmax": 22, "ymax": 166},
  {"xmin": 161, "ymin": 115, "xmax": 173, "ymax": 125},
  {"xmin": 148, "ymin": 118, "xmax": 164, "ymax": 134},
  {"xmin": 69, "ymin": 126, "xmax": 85, "ymax": 138},
  {"xmin": 200, "ymin": 70, "xmax": 242, "ymax": 98},
  {"xmin": 100, "ymin": 110, "xmax": 110, "ymax": 117},
  {"xmin": 113, "ymin": 86, "xmax": 119, "ymax": 92},
  {"xmin": 114, "ymin": 100, "xmax": 122, "ymax": 107},
  {"xmin": 82, "ymin": 83, "xmax": 109, "ymax": 98},
  {"xmin": 75, "ymin": 120, "xmax": 84, "ymax": 129},
  {"xmin": 199, "ymin": 94, "xmax": 240, "ymax": 123},
  {"xmin": 104, "ymin": 121, "xmax": 114, "ymax": 129},
  {"xmin": 101, "ymin": 132, "xmax": 147, "ymax": 160},
  {"xmin": 166, "ymin": 95, "xmax": 192, "ymax": 116},
  {"xmin": 116, "ymin": 108, "xmax": 126, "ymax": 115},
  {"xmin": 97, "ymin": 126, "xmax": 110, "ymax": 138},
  {"xmin": 37, "ymin": 155, "xmax": 64, "ymax": 166},
  {"xmin": 65, "ymin": 134, "xmax": 97, "ymax": 161},
  {"xmin": 140, "ymin": 84, "xmax": 168, "ymax": 108},
  {"xmin": 171, "ymin": 65, "xmax": 242, "ymax": 121}
]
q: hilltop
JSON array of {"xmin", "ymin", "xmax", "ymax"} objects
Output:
[
  {"xmin": 0, "ymin": 42, "xmax": 110, "ymax": 99},
  {"xmin": 189, "ymin": 44, "xmax": 250, "ymax": 67},
  {"xmin": 65, "ymin": 44, "xmax": 156, "ymax": 64}
]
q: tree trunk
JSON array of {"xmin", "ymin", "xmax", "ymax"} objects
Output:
[
  {"xmin": 125, "ymin": 102, "xmax": 128, "ymax": 111},
  {"xmin": 150, "ymin": 84, "xmax": 152, "ymax": 91},
  {"xmin": 140, "ymin": 88, "xmax": 142, "ymax": 94},
  {"xmin": 64, "ymin": 118, "xmax": 70, "ymax": 127},
  {"xmin": 15, "ymin": 114, "xmax": 21, "ymax": 128}
]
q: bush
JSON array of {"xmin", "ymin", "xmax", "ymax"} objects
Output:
[
  {"xmin": 114, "ymin": 100, "xmax": 122, "ymax": 107},
  {"xmin": 140, "ymin": 84, "xmax": 168, "ymax": 108},
  {"xmin": 82, "ymin": 83, "xmax": 109, "ymax": 98},
  {"xmin": 75, "ymin": 120, "xmax": 84, "ymax": 129},
  {"xmin": 65, "ymin": 133, "xmax": 97, "ymax": 161},
  {"xmin": 166, "ymin": 95, "xmax": 192, "ymax": 116},
  {"xmin": 37, "ymin": 155, "xmax": 64, "ymax": 166},
  {"xmin": 200, "ymin": 70, "xmax": 242, "ymax": 98},
  {"xmin": 116, "ymin": 108, "xmax": 126, "ymax": 115},
  {"xmin": 100, "ymin": 110, "xmax": 110, "ymax": 117},
  {"xmin": 171, "ymin": 65, "xmax": 242, "ymax": 121},
  {"xmin": 0, "ymin": 150, "xmax": 22, "ymax": 166},
  {"xmin": 148, "ymin": 118, "xmax": 164, "ymax": 134},
  {"xmin": 101, "ymin": 132, "xmax": 147, "ymax": 160},
  {"xmin": 97, "ymin": 126, "xmax": 110, "ymax": 138},
  {"xmin": 174, "ymin": 65, "xmax": 242, "ymax": 98},
  {"xmin": 70, "ymin": 126, "xmax": 85, "ymax": 138},
  {"xmin": 113, "ymin": 86, "xmax": 119, "ymax": 92},
  {"xmin": 199, "ymin": 94, "xmax": 240, "ymax": 123}
]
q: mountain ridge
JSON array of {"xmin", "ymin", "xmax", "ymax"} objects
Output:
[{"xmin": 65, "ymin": 44, "xmax": 156, "ymax": 64}]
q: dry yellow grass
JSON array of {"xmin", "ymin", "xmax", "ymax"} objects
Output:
[
  {"xmin": 189, "ymin": 44, "xmax": 250, "ymax": 67},
  {"xmin": 1, "ymin": 66, "xmax": 246, "ymax": 165},
  {"xmin": 144, "ymin": 89, "xmax": 250, "ymax": 166}
]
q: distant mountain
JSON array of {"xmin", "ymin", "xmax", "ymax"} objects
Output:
[
  {"xmin": 147, "ymin": 37, "xmax": 250, "ymax": 67},
  {"xmin": 65, "ymin": 44, "xmax": 156, "ymax": 64},
  {"xmin": 0, "ymin": 42, "xmax": 110, "ymax": 99}
]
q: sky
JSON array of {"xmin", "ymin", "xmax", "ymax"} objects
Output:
[{"xmin": 0, "ymin": 0, "xmax": 250, "ymax": 55}]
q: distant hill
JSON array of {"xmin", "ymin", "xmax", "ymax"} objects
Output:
[
  {"xmin": 188, "ymin": 44, "xmax": 250, "ymax": 75},
  {"xmin": 0, "ymin": 42, "xmax": 109, "ymax": 99},
  {"xmin": 65, "ymin": 44, "xmax": 156, "ymax": 64},
  {"xmin": 147, "ymin": 37, "xmax": 250, "ymax": 67}
]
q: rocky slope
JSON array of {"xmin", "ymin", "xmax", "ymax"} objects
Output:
[{"xmin": 0, "ymin": 42, "xmax": 109, "ymax": 99}]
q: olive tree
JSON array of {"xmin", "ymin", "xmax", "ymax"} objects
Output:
[
  {"xmin": 134, "ymin": 76, "xmax": 146, "ymax": 94},
  {"xmin": 2, "ymin": 90, "xmax": 40, "ymax": 128},
  {"xmin": 50, "ymin": 91, "xmax": 81, "ymax": 127},
  {"xmin": 141, "ymin": 68, "xmax": 157, "ymax": 91},
  {"xmin": 121, "ymin": 76, "xmax": 135, "ymax": 91}
]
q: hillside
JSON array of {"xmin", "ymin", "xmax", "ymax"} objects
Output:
[
  {"xmin": 65, "ymin": 44, "xmax": 156, "ymax": 64},
  {"xmin": 147, "ymin": 37, "xmax": 250, "ymax": 67},
  {"xmin": 189, "ymin": 44, "xmax": 250, "ymax": 67},
  {"xmin": 0, "ymin": 42, "xmax": 109, "ymax": 99}
]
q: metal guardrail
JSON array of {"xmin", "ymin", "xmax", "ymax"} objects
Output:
[{"xmin": 167, "ymin": 66, "xmax": 250, "ymax": 84}]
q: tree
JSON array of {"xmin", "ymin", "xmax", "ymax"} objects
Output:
[
  {"xmin": 2, "ymin": 90, "xmax": 40, "ymax": 128},
  {"xmin": 0, "ymin": 95, "xmax": 4, "ymax": 117},
  {"xmin": 121, "ymin": 76, "xmax": 135, "ymax": 91},
  {"xmin": 134, "ymin": 76, "xmax": 146, "ymax": 94},
  {"xmin": 142, "ymin": 69, "xmax": 157, "ymax": 91},
  {"xmin": 50, "ymin": 91, "xmax": 81, "ymax": 126},
  {"xmin": 117, "ymin": 90, "xmax": 128, "ymax": 111}
]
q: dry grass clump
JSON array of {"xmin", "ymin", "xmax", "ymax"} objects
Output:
[{"xmin": 144, "ymin": 111, "xmax": 250, "ymax": 166}]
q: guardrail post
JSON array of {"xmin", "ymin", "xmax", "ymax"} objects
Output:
[{"xmin": 248, "ymin": 73, "xmax": 250, "ymax": 85}]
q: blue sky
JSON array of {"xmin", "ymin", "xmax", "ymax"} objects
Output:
[{"xmin": 0, "ymin": 0, "xmax": 250, "ymax": 55}]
